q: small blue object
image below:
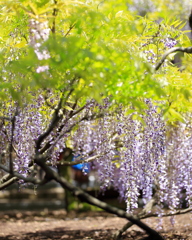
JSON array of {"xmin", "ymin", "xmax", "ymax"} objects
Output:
[{"xmin": 71, "ymin": 155, "xmax": 90, "ymax": 173}]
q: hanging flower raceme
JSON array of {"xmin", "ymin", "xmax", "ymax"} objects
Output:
[
  {"xmin": 29, "ymin": 18, "xmax": 50, "ymax": 73},
  {"xmin": 0, "ymin": 95, "xmax": 45, "ymax": 177},
  {"xmin": 68, "ymin": 99, "xmax": 192, "ymax": 213}
]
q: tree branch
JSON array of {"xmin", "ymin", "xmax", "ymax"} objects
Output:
[
  {"xmin": 35, "ymin": 157, "xmax": 164, "ymax": 240},
  {"xmin": 114, "ymin": 221, "xmax": 133, "ymax": 240},
  {"xmin": 42, "ymin": 112, "xmax": 91, "ymax": 155},
  {"xmin": 114, "ymin": 196, "xmax": 157, "ymax": 239},
  {"xmin": 9, "ymin": 106, "xmax": 19, "ymax": 174},
  {"xmin": 38, "ymin": 80, "xmax": 76, "ymax": 154},
  {"xmin": 0, "ymin": 176, "xmax": 18, "ymax": 190},
  {"xmin": 0, "ymin": 173, "xmax": 12, "ymax": 183},
  {"xmin": 35, "ymin": 94, "xmax": 64, "ymax": 150},
  {"xmin": 114, "ymin": 196, "xmax": 192, "ymax": 240},
  {"xmin": 155, "ymin": 47, "xmax": 192, "ymax": 71},
  {"xmin": 143, "ymin": 207, "xmax": 192, "ymax": 218},
  {"xmin": 51, "ymin": 0, "xmax": 58, "ymax": 34},
  {"xmin": 0, "ymin": 163, "xmax": 41, "ymax": 185}
]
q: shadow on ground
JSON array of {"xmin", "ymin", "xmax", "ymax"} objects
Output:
[{"xmin": 0, "ymin": 228, "xmax": 190, "ymax": 240}]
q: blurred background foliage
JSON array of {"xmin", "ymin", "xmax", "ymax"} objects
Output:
[{"xmin": 0, "ymin": 0, "xmax": 192, "ymax": 122}]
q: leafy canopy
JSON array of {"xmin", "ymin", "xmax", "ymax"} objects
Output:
[{"xmin": 0, "ymin": 0, "xmax": 192, "ymax": 120}]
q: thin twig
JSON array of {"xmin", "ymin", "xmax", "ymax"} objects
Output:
[
  {"xmin": 71, "ymin": 104, "xmax": 88, "ymax": 118},
  {"xmin": 142, "ymin": 207, "xmax": 192, "ymax": 218},
  {"xmin": 61, "ymin": 77, "xmax": 77, "ymax": 109},
  {"xmin": 64, "ymin": 23, "xmax": 76, "ymax": 38}
]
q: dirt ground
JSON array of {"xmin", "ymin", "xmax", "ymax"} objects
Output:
[{"xmin": 0, "ymin": 210, "xmax": 191, "ymax": 240}]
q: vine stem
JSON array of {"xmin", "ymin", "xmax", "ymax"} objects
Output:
[{"xmin": 155, "ymin": 47, "xmax": 192, "ymax": 71}]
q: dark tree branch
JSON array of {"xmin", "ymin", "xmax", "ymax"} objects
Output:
[
  {"xmin": 0, "ymin": 172, "xmax": 17, "ymax": 190},
  {"xmin": 142, "ymin": 207, "xmax": 192, "ymax": 218},
  {"xmin": 9, "ymin": 106, "xmax": 19, "ymax": 174},
  {"xmin": 0, "ymin": 173, "xmax": 50, "ymax": 190},
  {"xmin": 0, "ymin": 176, "xmax": 18, "ymax": 190},
  {"xmin": 40, "ymin": 113, "xmax": 90, "ymax": 156},
  {"xmin": 114, "ymin": 195, "xmax": 192, "ymax": 240},
  {"xmin": 35, "ymin": 94, "xmax": 64, "ymax": 150},
  {"xmin": 38, "ymin": 79, "xmax": 77, "ymax": 154},
  {"xmin": 0, "ymin": 163, "xmax": 41, "ymax": 185},
  {"xmin": 70, "ymin": 103, "xmax": 90, "ymax": 118},
  {"xmin": 115, "ymin": 206, "xmax": 192, "ymax": 240},
  {"xmin": 0, "ymin": 154, "xmax": 48, "ymax": 190},
  {"xmin": 155, "ymin": 47, "xmax": 192, "ymax": 71},
  {"xmin": 62, "ymin": 86, "xmax": 75, "ymax": 109},
  {"xmin": 0, "ymin": 173, "xmax": 12, "ymax": 183},
  {"xmin": 39, "ymin": 110, "xmax": 102, "ymax": 155},
  {"xmin": 49, "ymin": 113, "xmax": 95, "ymax": 151},
  {"xmin": 115, "ymin": 221, "xmax": 133, "ymax": 240},
  {"xmin": 34, "ymin": 157, "xmax": 164, "ymax": 240},
  {"xmin": 114, "ymin": 196, "xmax": 157, "ymax": 240},
  {"xmin": 51, "ymin": 0, "xmax": 58, "ymax": 34}
]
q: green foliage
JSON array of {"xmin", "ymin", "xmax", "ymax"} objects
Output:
[{"xmin": 0, "ymin": 0, "xmax": 192, "ymax": 120}]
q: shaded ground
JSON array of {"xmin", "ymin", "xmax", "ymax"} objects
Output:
[{"xmin": 0, "ymin": 210, "xmax": 191, "ymax": 240}]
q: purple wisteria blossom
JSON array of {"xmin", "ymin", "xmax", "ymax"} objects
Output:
[
  {"xmin": 29, "ymin": 18, "xmax": 50, "ymax": 73},
  {"xmin": 163, "ymin": 38, "xmax": 177, "ymax": 49},
  {"xmin": 68, "ymin": 99, "xmax": 192, "ymax": 212},
  {"xmin": 0, "ymin": 96, "xmax": 192, "ymax": 212}
]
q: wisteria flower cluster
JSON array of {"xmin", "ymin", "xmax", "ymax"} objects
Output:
[
  {"xmin": 0, "ymin": 94, "xmax": 192, "ymax": 213},
  {"xmin": 0, "ymin": 95, "xmax": 45, "ymax": 177},
  {"xmin": 162, "ymin": 38, "xmax": 177, "ymax": 49},
  {"xmin": 143, "ymin": 50, "xmax": 157, "ymax": 63},
  {"xmin": 79, "ymin": 100, "xmax": 167, "ymax": 212},
  {"xmin": 29, "ymin": 18, "xmax": 50, "ymax": 73},
  {"xmin": 70, "ymin": 100, "xmax": 192, "ymax": 212}
]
